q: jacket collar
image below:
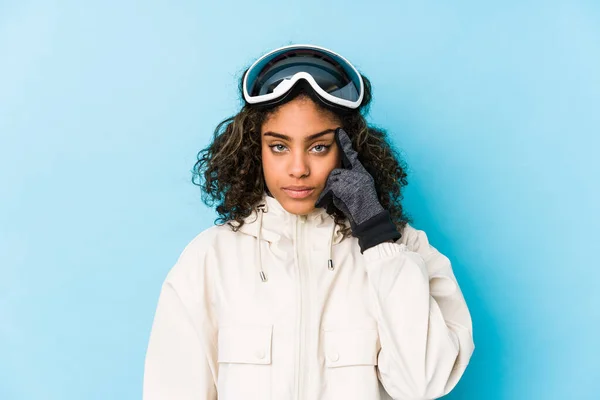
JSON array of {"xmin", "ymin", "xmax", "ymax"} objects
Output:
[{"xmin": 237, "ymin": 192, "xmax": 346, "ymax": 245}]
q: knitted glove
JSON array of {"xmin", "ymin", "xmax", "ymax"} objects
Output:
[{"xmin": 315, "ymin": 127, "xmax": 401, "ymax": 253}]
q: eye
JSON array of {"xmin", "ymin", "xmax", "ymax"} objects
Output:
[
  {"xmin": 268, "ymin": 144, "xmax": 288, "ymax": 153},
  {"xmin": 311, "ymin": 144, "xmax": 331, "ymax": 154}
]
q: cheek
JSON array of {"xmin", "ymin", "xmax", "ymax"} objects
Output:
[
  {"xmin": 261, "ymin": 145, "xmax": 278, "ymax": 183},
  {"xmin": 315, "ymin": 151, "xmax": 340, "ymax": 182}
]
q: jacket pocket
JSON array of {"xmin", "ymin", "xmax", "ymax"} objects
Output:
[
  {"xmin": 323, "ymin": 328, "xmax": 382, "ymax": 399},
  {"xmin": 217, "ymin": 325, "xmax": 272, "ymax": 400}
]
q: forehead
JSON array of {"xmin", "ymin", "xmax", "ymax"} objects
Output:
[{"xmin": 261, "ymin": 98, "xmax": 340, "ymax": 137}]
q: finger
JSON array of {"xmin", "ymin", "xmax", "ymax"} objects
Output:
[
  {"xmin": 330, "ymin": 168, "xmax": 363, "ymax": 186},
  {"xmin": 332, "ymin": 196, "xmax": 353, "ymax": 224},
  {"xmin": 336, "ymin": 169, "xmax": 366, "ymax": 184},
  {"xmin": 322, "ymin": 169, "xmax": 342, "ymax": 187},
  {"xmin": 316, "ymin": 167, "xmax": 346, "ymax": 208},
  {"xmin": 335, "ymin": 128, "xmax": 367, "ymax": 173},
  {"xmin": 315, "ymin": 187, "xmax": 334, "ymax": 208},
  {"xmin": 334, "ymin": 128, "xmax": 354, "ymax": 169},
  {"xmin": 327, "ymin": 168, "xmax": 344, "ymax": 178}
]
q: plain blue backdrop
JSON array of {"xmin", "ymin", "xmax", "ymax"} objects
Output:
[{"xmin": 1, "ymin": 1, "xmax": 599, "ymax": 399}]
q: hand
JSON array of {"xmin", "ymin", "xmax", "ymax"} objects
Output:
[
  {"xmin": 315, "ymin": 127, "xmax": 384, "ymax": 227},
  {"xmin": 315, "ymin": 128, "xmax": 401, "ymax": 253}
]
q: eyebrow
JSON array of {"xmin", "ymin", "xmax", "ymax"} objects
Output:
[{"xmin": 263, "ymin": 128, "xmax": 336, "ymax": 142}]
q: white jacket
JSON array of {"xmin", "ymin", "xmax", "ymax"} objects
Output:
[{"xmin": 143, "ymin": 193, "xmax": 475, "ymax": 400}]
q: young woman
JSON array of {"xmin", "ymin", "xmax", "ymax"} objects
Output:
[{"xmin": 143, "ymin": 44, "xmax": 475, "ymax": 400}]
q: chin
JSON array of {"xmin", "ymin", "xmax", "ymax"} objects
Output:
[
  {"xmin": 286, "ymin": 204, "xmax": 316, "ymax": 216},
  {"xmin": 275, "ymin": 193, "xmax": 318, "ymax": 216}
]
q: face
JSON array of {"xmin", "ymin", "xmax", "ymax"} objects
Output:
[{"xmin": 261, "ymin": 97, "xmax": 342, "ymax": 216}]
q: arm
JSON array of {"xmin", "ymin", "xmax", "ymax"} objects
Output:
[
  {"xmin": 143, "ymin": 237, "xmax": 218, "ymax": 400},
  {"xmin": 364, "ymin": 228, "xmax": 474, "ymax": 399},
  {"xmin": 316, "ymin": 128, "xmax": 474, "ymax": 398}
]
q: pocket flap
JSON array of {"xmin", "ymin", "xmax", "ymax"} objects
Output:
[
  {"xmin": 324, "ymin": 329, "xmax": 380, "ymax": 368},
  {"xmin": 218, "ymin": 325, "xmax": 273, "ymax": 365}
]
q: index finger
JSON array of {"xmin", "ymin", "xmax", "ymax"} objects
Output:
[{"xmin": 335, "ymin": 127, "xmax": 366, "ymax": 172}]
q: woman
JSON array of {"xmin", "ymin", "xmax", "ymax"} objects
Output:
[{"xmin": 143, "ymin": 44, "xmax": 475, "ymax": 400}]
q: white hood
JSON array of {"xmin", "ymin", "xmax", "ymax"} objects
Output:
[{"xmin": 237, "ymin": 193, "xmax": 349, "ymax": 282}]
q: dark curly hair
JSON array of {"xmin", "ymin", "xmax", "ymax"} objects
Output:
[{"xmin": 192, "ymin": 71, "xmax": 413, "ymax": 237}]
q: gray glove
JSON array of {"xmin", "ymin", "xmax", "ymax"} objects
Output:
[{"xmin": 315, "ymin": 127, "xmax": 401, "ymax": 253}]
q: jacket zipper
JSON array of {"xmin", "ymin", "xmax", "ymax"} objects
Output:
[{"xmin": 296, "ymin": 214, "xmax": 308, "ymax": 400}]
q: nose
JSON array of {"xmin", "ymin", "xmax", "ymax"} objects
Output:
[{"xmin": 288, "ymin": 150, "xmax": 310, "ymax": 178}]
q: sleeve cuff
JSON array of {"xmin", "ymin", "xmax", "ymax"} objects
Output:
[
  {"xmin": 353, "ymin": 210, "xmax": 402, "ymax": 253},
  {"xmin": 363, "ymin": 241, "xmax": 408, "ymax": 261}
]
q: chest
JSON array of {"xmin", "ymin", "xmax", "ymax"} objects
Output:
[{"xmin": 211, "ymin": 230, "xmax": 377, "ymax": 331}]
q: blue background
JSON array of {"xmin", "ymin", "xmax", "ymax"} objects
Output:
[{"xmin": 1, "ymin": 1, "xmax": 599, "ymax": 399}]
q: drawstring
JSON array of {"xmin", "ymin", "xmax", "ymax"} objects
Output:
[
  {"xmin": 327, "ymin": 220, "xmax": 336, "ymax": 271},
  {"xmin": 256, "ymin": 204, "xmax": 267, "ymax": 282},
  {"xmin": 256, "ymin": 204, "xmax": 337, "ymax": 282}
]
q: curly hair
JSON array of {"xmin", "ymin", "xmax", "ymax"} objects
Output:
[{"xmin": 192, "ymin": 73, "xmax": 413, "ymax": 237}]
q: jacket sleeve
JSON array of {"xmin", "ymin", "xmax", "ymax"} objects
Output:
[
  {"xmin": 143, "ymin": 236, "xmax": 218, "ymax": 400},
  {"xmin": 363, "ymin": 226, "xmax": 475, "ymax": 400}
]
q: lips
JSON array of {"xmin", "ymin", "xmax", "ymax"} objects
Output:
[
  {"xmin": 283, "ymin": 186, "xmax": 314, "ymax": 190},
  {"xmin": 282, "ymin": 187, "xmax": 315, "ymax": 199}
]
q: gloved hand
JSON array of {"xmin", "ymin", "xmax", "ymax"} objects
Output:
[{"xmin": 315, "ymin": 127, "xmax": 401, "ymax": 253}]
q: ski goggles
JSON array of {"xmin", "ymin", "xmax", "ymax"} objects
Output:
[{"xmin": 243, "ymin": 44, "xmax": 364, "ymax": 110}]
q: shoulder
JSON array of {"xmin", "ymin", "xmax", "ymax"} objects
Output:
[
  {"xmin": 397, "ymin": 223, "xmax": 451, "ymax": 265},
  {"xmin": 177, "ymin": 224, "xmax": 228, "ymax": 259},
  {"xmin": 397, "ymin": 223, "xmax": 436, "ymax": 256},
  {"xmin": 398, "ymin": 223, "xmax": 458, "ymax": 280},
  {"xmin": 163, "ymin": 223, "xmax": 236, "ymax": 285}
]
